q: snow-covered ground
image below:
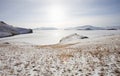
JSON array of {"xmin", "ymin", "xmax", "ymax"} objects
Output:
[{"xmin": 0, "ymin": 34, "xmax": 120, "ymax": 76}]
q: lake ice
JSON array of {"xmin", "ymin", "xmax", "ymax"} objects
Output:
[{"xmin": 0, "ymin": 30, "xmax": 120, "ymax": 45}]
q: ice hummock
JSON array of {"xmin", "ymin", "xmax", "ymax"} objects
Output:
[{"xmin": 59, "ymin": 33, "xmax": 88, "ymax": 44}]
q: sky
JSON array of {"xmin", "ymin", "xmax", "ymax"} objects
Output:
[{"xmin": 0, "ymin": 0, "xmax": 120, "ymax": 28}]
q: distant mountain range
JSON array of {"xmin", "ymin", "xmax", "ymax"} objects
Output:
[
  {"xmin": 34, "ymin": 25, "xmax": 120, "ymax": 30},
  {"xmin": 105, "ymin": 25, "xmax": 120, "ymax": 30},
  {"xmin": 65, "ymin": 25, "xmax": 120, "ymax": 30},
  {"xmin": 0, "ymin": 21, "xmax": 32, "ymax": 38},
  {"xmin": 34, "ymin": 27, "xmax": 58, "ymax": 30}
]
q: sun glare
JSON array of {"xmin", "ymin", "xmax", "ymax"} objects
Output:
[{"xmin": 47, "ymin": 5, "xmax": 66, "ymax": 23}]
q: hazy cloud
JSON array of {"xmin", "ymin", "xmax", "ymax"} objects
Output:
[{"xmin": 0, "ymin": 0, "xmax": 120, "ymax": 28}]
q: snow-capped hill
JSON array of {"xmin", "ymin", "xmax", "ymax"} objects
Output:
[
  {"xmin": 13, "ymin": 27, "xmax": 32, "ymax": 34},
  {"xmin": 59, "ymin": 33, "xmax": 88, "ymax": 44},
  {"xmin": 65, "ymin": 25, "xmax": 105, "ymax": 30},
  {"xmin": 0, "ymin": 21, "xmax": 24, "ymax": 34},
  {"xmin": 34, "ymin": 27, "xmax": 58, "ymax": 30},
  {"xmin": 0, "ymin": 21, "xmax": 32, "ymax": 38},
  {"xmin": 76, "ymin": 25, "xmax": 104, "ymax": 30}
]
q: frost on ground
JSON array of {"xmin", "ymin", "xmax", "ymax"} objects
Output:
[{"xmin": 0, "ymin": 35, "xmax": 120, "ymax": 76}]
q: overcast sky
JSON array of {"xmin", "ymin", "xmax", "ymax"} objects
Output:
[{"xmin": 0, "ymin": 0, "xmax": 120, "ymax": 28}]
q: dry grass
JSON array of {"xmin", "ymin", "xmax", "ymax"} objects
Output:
[
  {"xmin": 57, "ymin": 53, "xmax": 74, "ymax": 62},
  {"xmin": 35, "ymin": 43, "xmax": 78, "ymax": 49},
  {"xmin": 0, "ymin": 35, "xmax": 120, "ymax": 76}
]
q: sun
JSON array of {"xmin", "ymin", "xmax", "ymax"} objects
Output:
[{"xmin": 47, "ymin": 5, "xmax": 66, "ymax": 23}]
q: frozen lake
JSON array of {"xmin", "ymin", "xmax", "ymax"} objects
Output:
[{"xmin": 0, "ymin": 30, "xmax": 120, "ymax": 45}]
